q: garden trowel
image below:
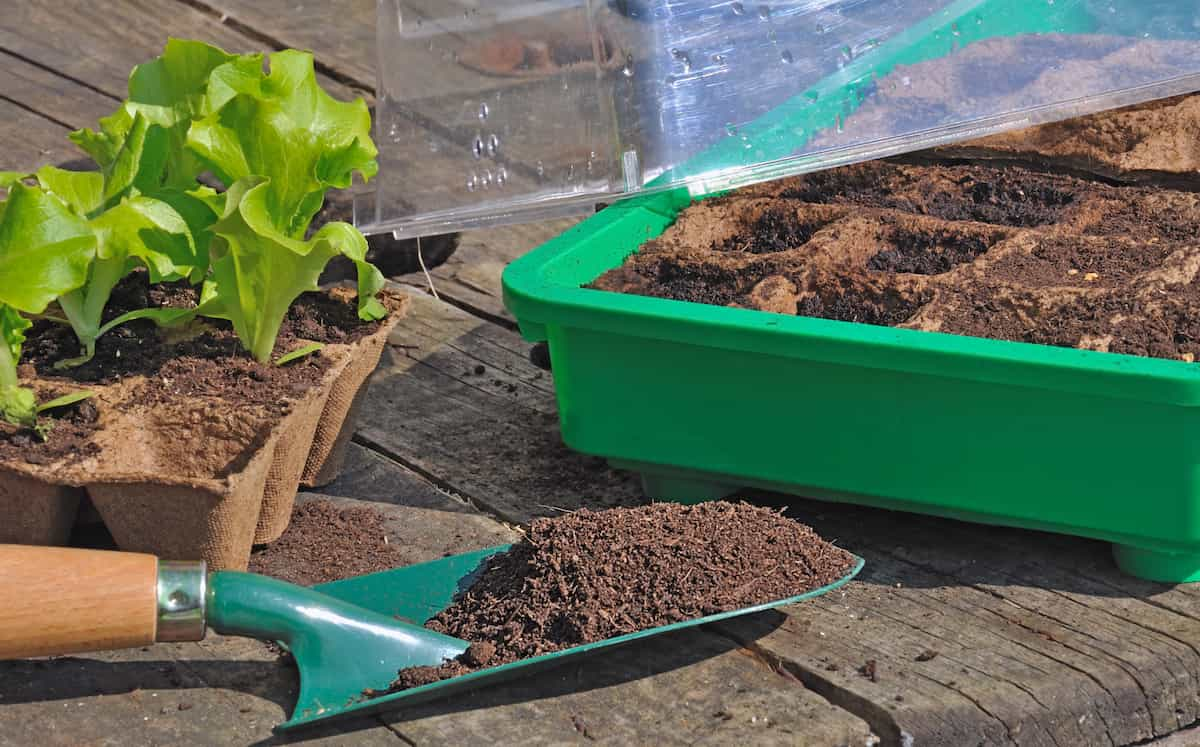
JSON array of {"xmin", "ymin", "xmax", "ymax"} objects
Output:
[{"xmin": 0, "ymin": 543, "xmax": 862, "ymax": 733}]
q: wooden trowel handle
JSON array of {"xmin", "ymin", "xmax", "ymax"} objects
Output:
[{"xmin": 0, "ymin": 545, "xmax": 207, "ymax": 659}]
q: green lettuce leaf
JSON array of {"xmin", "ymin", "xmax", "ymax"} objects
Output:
[
  {"xmin": 36, "ymin": 166, "xmax": 104, "ymax": 216},
  {"xmin": 0, "ymin": 184, "xmax": 95, "ymax": 314},
  {"xmin": 35, "ymin": 166, "xmax": 200, "ymax": 366},
  {"xmin": 0, "ymin": 304, "xmax": 35, "ymax": 428},
  {"xmin": 187, "ymin": 49, "xmax": 377, "ymax": 238},
  {"xmin": 199, "ymin": 176, "xmax": 383, "ymax": 363},
  {"xmin": 72, "ymin": 39, "xmax": 255, "ymax": 192},
  {"xmin": 55, "ymin": 193, "xmax": 201, "ymax": 367}
]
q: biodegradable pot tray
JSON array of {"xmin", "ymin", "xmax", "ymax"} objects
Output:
[
  {"xmin": 502, "ymin": 156, "xmax": 1200, "ymax": 584},
  {"xmin": 0, "ymin": 292, "xmax": 407, "ymax": 571}
]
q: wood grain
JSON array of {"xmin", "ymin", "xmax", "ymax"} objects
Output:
[
  {"xmin": 0, "ymin": 0, "xmax": 361, "ymax": 102},
  {"xmin": 356, "ymin": 290, "xmax": 645, "ymax": 525},
  {"xmin": 0, "ymin": 546, "xmax": 158, "ymax": 659}
]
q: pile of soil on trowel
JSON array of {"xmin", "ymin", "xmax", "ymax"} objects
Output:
[{"xmin": 377, "ymin": 501, "xmax": 855, "ymax": 692}]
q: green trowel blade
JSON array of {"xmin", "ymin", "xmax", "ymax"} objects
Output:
[{"xmin": 276, "ymin": 546, "xmax": 864, "ymax": 733}]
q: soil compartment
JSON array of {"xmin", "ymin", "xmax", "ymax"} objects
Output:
[{"xmin": 592, "ymin": 161, "xmax": 1200, "ymax": 362}]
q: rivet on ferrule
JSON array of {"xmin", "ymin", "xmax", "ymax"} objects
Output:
[{"xmin": 156, "ymin": 560, "xmax": 207, "ymax": 643}]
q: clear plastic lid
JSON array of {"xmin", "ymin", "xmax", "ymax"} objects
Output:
[{"xmin": 359, "ymin": 0, "xmax": 1200, "ymax": 238}]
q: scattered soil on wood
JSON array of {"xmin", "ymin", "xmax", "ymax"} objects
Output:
[
  {"xmin": 248, "ymin": 499, "xmax": 408, "ymax": 586},
  {"xmin": 377, "ymin": 501, "xmax": 856, "ymax": 692},
  {"xmin": 590, "ymin": 160, "xmax": 1200, "ymax": 362},
  {"xmin": 10, "ymin": 272, "xmax": 393, "ymax": 465}
]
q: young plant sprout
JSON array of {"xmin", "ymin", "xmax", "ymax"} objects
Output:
[
  {"xmin": 71, "ymin": 39, "xmax": 386, "ymax": 365},
  {"xmin": 0, "ymin": 184, "xmax": 97, "ymax": 430}
]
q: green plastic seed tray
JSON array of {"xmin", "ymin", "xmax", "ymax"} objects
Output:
[{"xmin": 501, "ymin": 3, "xmax": 1200, "ymax": 583}]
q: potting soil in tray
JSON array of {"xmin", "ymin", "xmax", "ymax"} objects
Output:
[
  {"xmin": 591, "ymin": 159, "xmax": 1200, "ymax": 361},
  {"xmin": 379, "ymin": 501, "xmax": 856, "ymax": 692}
]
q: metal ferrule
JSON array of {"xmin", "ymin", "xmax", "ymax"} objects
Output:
[{"xmin": 156, "ymin": 560, "xmax": 208, "ymax": 643}]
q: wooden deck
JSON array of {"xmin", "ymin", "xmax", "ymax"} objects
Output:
[{"xmin": 2, "ymin": 2, "xmax": 1200, "ymax": 745}]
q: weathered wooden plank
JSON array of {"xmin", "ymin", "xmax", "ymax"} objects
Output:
[
  {"xmin": 708, "ymin": 495, "xmax": 1200, "ymax": 746},
  {"xmin": 301, "ymin": 443, "xmax": 521, "ymax": 561},
  {"xmin": 181, "ymin": 0, "xmax": 379, "ymax": 86},
  {"xmin": 356, "ymin": 290, "xmax": 645, "ymax": 524},
  {"xmin": 384, "ymin": 628, "xmax": 874, "ymax": 747},
  {"xmin": 0, "ymin": 98, "xmax": 80, "ymax": 173},
  {"xmin": 397, "ymin": 217, "xmax": 584, "ymax": 325},
  {"xmin": 0, "ymin": 0, "xmax": 361, "ymax": 103},
  {"xmin": 856, "ymin": 510, "xmax": 1200, "ymax": 737},
  {"xmin": 0, "ymin": 51, "xmax": 119, "ymax": 130}
]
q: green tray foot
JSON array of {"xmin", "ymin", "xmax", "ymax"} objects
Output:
[
  {"xmin": 640, "ymin": 473, "xmax": 737, "ymax": 505},
  {"xmin": 1112, "ymin": 544, "xmax": 1200, "ymax": 583}
]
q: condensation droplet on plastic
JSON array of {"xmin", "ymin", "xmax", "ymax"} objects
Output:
[
  {"xmin": 731, "ymin": 2, "xmax": 745, "ymax": 15},
  {"xmin": 481, "ymin": 170, "xmax": 493, "ymax": 189},
  {"xmin": 1047, "ymin": 0, "xmax": 1054, "ymax": 5},
  {"xmin": 951, "ymin": 22, "xmax": 961, "ymax": 36},
  {"xmin": 757, "ymin": 5, "xmax": 770, "ymax": 21},
  {"xmin": 805, "ymin": 90, "xmax": 820, "ymax": 103},
  {"xmin": 497, "ymin": 167, "xmax": 508, "ymax": 187},
  {"xmin": 466, "ymin": 173, "xmax": 478, "ymax": 192},
  {"xmin": 835, "ymin": 115, "xmax": 844, "ymax": 134},
  {"xmin": 487, "ymin": 133, "xmax": 500, "ymax": 157},
  {"xmin": 815, "ymin": 23, "xmax": 825, "ymax": 34},
  {"xmin": 536, "ymin": 160, "xmax": 545, "ymax": 178},
  {"xmin": 712, "ymin": 53, "xmax": 727, "ymax": 65},
  {"xmin": 478, "ymin": 102, "xmax": 489, "ymax": 121},
  {"xmin": 670, "ymin": 48, "xmax": 692, "ymax": 73},
  {"xmin": 472, "ymin": 136, "xmax": 484, "ymax": 159},
  {"xmin": 725, "ymin": 123, "xmax": 738, "ymax": 137},
  {"xmin": 901, "ymin": 75, "xmax": 912, "ymax": 87},
  {"xmin": 780, "ymin": 50, "xmax": 793, "ymax": 64},
  {"xmin": 622, "ymin": 53, "xmax": 635, "ymax": 77},
  {"xmin": 387, "ymin": 122, "xmax": 401, "ymax": 142}
]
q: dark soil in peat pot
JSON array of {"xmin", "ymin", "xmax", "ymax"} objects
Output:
[
  {"xmin": 376, "ymin": 501, "xmax": 856, "ymax": 692},
  {"xmin": 591, "ymin": 159, "xmax": 1200, "ymax": 362},
  {"xmin": 0, "ymin": 389, "xmax": 100, "ymax": 465},
  {"xmin": 14, "ymin": 272, "xmax": 388, "ymax": 455}
]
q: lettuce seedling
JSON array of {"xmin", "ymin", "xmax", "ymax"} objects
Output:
[
  {"xmin": 34, "ymin": 164, "xmax": 201, "ymax": 367},
  {"xmin": 0, "ymin": 305, "xmax": 35, "ymax": 428},
  {"xmin": 0, "ymin": 184, "xmax": 96, "ymax": 426},
  {"xmin": 70, "ymin": 40, "xmax": 386, "ymax": 365},
  {"xmin": 184, "ymin": 47, "xmax": 385, "ymax": 363}
]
